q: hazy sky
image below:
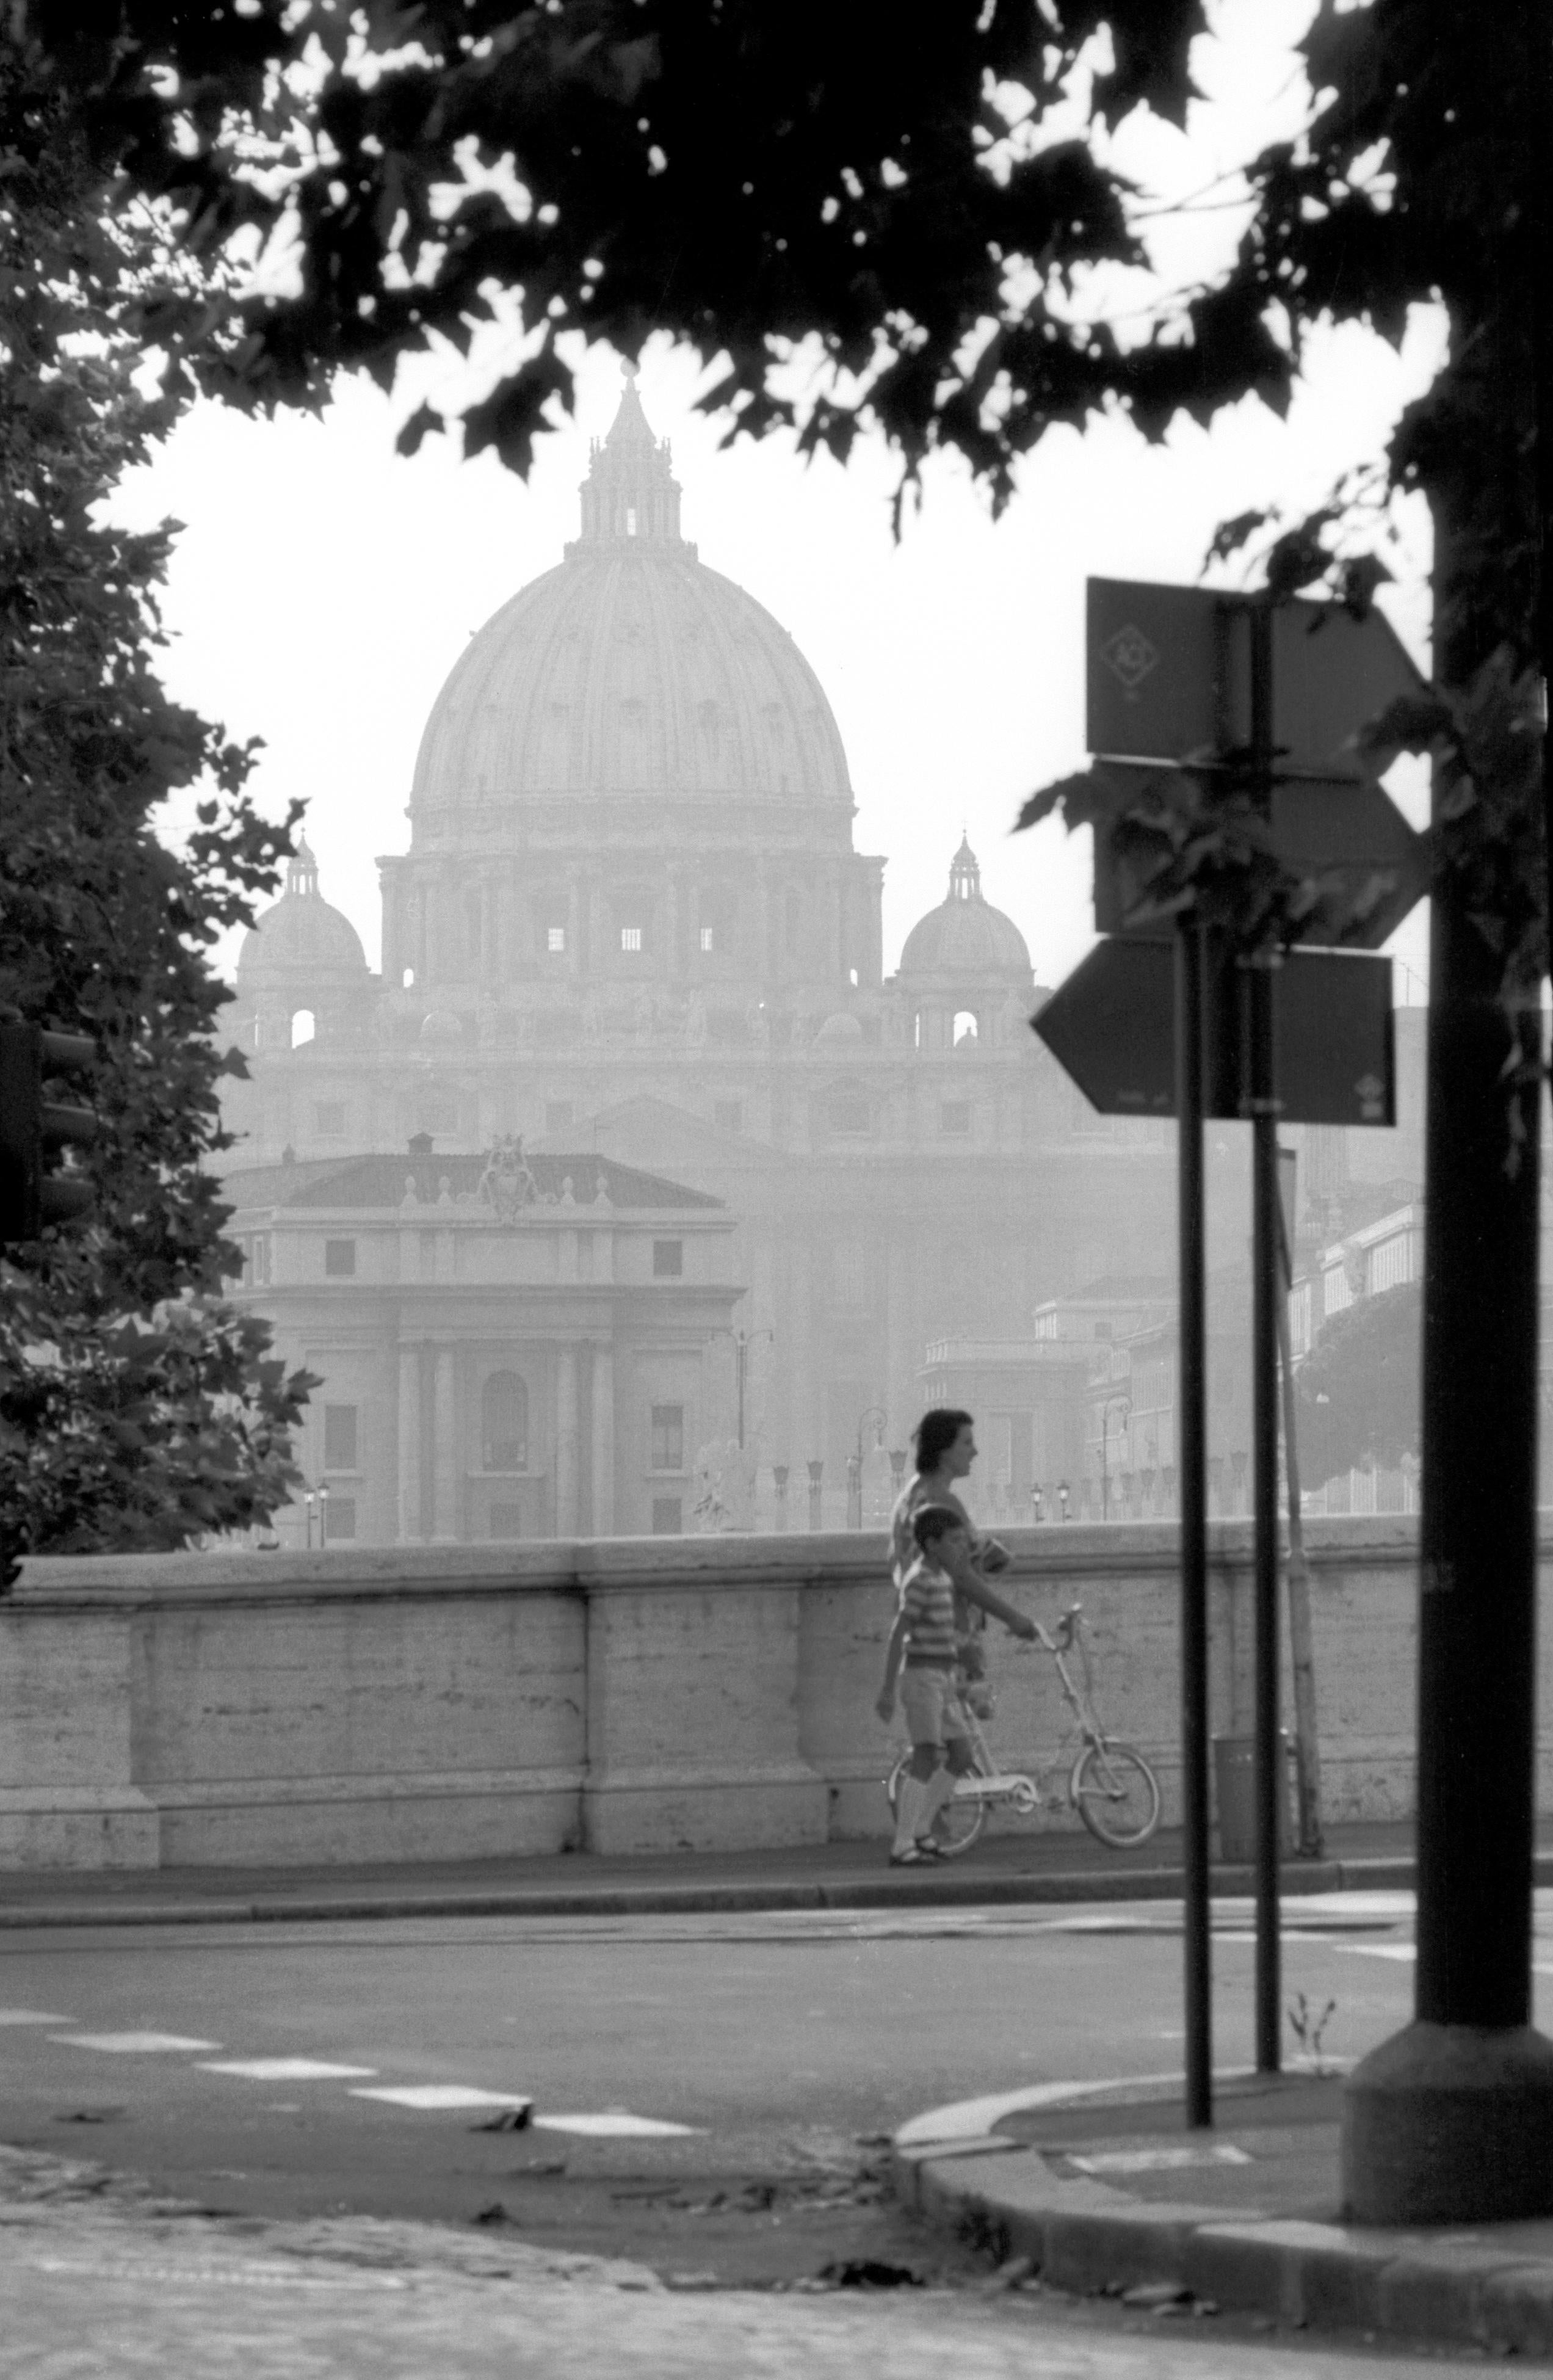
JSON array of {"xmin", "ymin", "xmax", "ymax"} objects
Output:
[{"xmin": 115, "ymin": 0, "xmax": 1438, "ymax": 1004}]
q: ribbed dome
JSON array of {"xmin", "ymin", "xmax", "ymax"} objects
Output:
[
  {"xmin": 410, "ymin": 379, "xmax": 853, "ymax": 811},
  {"xmin": 898, "ymin": 837, "xmax": 1033, "ymax": 984},
  {"xmin": 236, "ymin": 841, "xmax": 369, "ymax": 984}
]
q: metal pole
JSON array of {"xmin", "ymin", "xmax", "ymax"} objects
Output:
[
  {"xmin": 1175, "ymin": 914, "xmax": 1212, "ymax": 2128},
  {"xmin": 1250, "ymin": 957, "xmax": 1282, "ymax": 2070},
  {"xmin": 1248, "ymin": 602, "xmax": 1281, "ymax": 2075}
]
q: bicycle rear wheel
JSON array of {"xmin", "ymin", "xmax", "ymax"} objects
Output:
[
  {"xmin": 1072, "ymin": 1741, "xmax": 1161, "ymax": 1849},
  {"xmin": 886, "ymin": 1755, "xmax": 986, "ymax": 1857}
]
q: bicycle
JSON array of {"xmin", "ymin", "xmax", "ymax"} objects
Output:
[{"xmin": 885, "ymin": 1603, "xmax": 1161, "ymax": 1856}]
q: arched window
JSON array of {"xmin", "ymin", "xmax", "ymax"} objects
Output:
[
  {"xmin": 482, "ymin": 1371, "xmax": 528, "ymax": 1471},
  {"xmin": 953, "ymin": 1009, "xmax": 979, "ymax": 1048},
  {"xmin": 291, "ymin": 1009, "xmax": 316, "ymax": 1048}
]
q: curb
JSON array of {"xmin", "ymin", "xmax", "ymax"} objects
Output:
[
  {"xmin": 0, "ymin": 1854, "xmax": 1419, "ymax": 1931},
  {"xmin": 891, "ymin": 2089, "xmax": 1553, "ymax": 2357}
]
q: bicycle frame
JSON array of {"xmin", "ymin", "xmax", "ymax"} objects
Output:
[{"xmin": 946, "ymin": 1606, "xmax": 1117, "ymax": 1815}]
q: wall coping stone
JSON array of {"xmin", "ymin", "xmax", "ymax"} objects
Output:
[{"xmin": 7, "ymin": 1514, "xmax": 1438, "ymax": 1609}]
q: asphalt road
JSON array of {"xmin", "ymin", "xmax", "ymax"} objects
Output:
[{"xmin": 0, "ymin": 1885, "xmax": 1537, "ymax": 2373}]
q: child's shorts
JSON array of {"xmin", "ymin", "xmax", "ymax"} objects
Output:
[{"xmin": 900, "ymin": 1665, "xmax": 972, "ymax": 1749}]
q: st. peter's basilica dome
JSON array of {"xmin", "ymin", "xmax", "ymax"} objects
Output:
[{"xmin": 409, "ymin": 379, "xmax": 853, "ymax": 813}]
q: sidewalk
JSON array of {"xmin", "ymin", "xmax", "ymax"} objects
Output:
[
  {"xmin": 0, "ymin": 1820, "xmax": 1432, "ymax": 1928},
  {"xmin": 894, "ymin": 2066, "xmax": 1553, "ymax": 2357}
]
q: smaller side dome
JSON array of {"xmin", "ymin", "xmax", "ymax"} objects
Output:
[
  {"xmin": 897, "ymin": 836, "xmax": 1033, "ymax": 985},
  {"xmin": 236, "ymin": 839, "xmax": 369, "ymax": 985}
]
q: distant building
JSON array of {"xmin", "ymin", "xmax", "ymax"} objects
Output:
[
  {"xmin": 225, "ymin": 1147, "xmax": 742, "ymax": 1545},
  {"xmin": 226, "ymin": 379, "xmax": 1423, "ymax": 1537}
]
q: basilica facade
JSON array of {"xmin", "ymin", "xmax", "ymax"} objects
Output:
[{"xmin": 223, "ymin": 382, "xmax": 1185, "ymax": 1538}]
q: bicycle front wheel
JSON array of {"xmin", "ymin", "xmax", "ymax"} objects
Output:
[
  {"xmin": 1072, "ymin": 1741, "xmax": 1161, "ymax": 1849},
  {"xmin": 886, "ymin": 1755, "xmax": 986, "ymax": 1857}
]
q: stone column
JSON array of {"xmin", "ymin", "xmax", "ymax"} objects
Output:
[
  {"xmin": 556, "ymin": 1344, "xmax": 581, "ymax": 1537},
  {"xmin": 397, "ymin": 1343, "xmax": 421, "ymax": 1542},
  {"xmin": 590, "ymin": 1344, "xmax": 615, "ymax": 1536},
  {"xmin": 432, "ymin": 1347, "xmax": 458, "ymax": 1542}
]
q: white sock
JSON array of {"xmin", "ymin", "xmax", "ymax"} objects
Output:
[{"xmin": 892, "ymin": 1774, "xmax": 928, "ymax": 1855}]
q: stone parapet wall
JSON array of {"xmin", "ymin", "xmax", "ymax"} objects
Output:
[{"xmin": 0, "ymin": 1518, "xmax": 1529, "ymax": 1870}]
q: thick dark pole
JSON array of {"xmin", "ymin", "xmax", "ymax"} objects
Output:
[
  {"xmin": 1414, "ymin": 893, "xmax": 1540, "ymax": 2028},
  {"xmin": 1342, "ymin": 504, "xmax": 1553, "ymax": 2219},
  {"xmin": 1248, "ymin": 603, "xmax": 1281, "ymax": 2074},
  {"xmin": 1175, "ymin": 915, "xmax": 1212, "ymax": 2128}
]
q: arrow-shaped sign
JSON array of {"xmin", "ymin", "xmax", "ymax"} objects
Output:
[
  {"xmin": 1030, "ymin": 938, "xmax": 1395, "ymax": 1126},
  {"xmin": 1088, "ymin": 762, "xmax": 1428, "ymax": 950},
  {"xmin": 1086, "ymin": 579, "xmax": 1424, "ymax": 778}
]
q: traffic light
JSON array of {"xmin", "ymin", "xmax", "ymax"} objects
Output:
[{"xmin": 0, "ymin": 1020, "xmax": 98, "ymax": 1243}]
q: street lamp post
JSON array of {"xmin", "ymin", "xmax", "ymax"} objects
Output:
[
  {"xmin": 319, "ymin": 1482, "xmax": 330, "ymax": 1547},
  {"xmin": 1057, "ymin": 1479, "xmax": 1071, "ymax": 1522},
  {"xmin": 850, "ymin": 1406, "xmax": 889, "ymax": 1530},
  {"xmin": 806, "ymin": 1459, "xmax": 824, "ymax": 1531},
  {"xmin": 1100, "ymin": 1396, "xmax": 1132, "ymax": 1524},
  {"xmin": 730, "ymin": 1326, "xmax": 775, "ymax": 1449},
  {"xmin": 1031, "ymin": 1484, "xmax": 1044, "ymax": 1523},
  {"xmin": 304, "ymin": 1487, "xmax": 317, "ymax": 1549}
]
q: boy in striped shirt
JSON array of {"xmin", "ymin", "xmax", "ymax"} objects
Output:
[{"xmin": 876, "ymin": 1503, "xmax": 1036, "ymax": 1865}]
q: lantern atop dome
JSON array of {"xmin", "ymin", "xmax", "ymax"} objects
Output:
[{"xmin": 572, "ymin": 371, "xmax": 686, "ymax": 550}]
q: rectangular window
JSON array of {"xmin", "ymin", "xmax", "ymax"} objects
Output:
[
  {"xmin": 620, "ymin": 925, "xmax": 642, "ymax": 952},
  {"xmin": 547, "ymin": 925, "xmax": 566, "ymax": 952},
  {"xmin": 324, "ymin": 1495, "xmax": 357, "ymax": 1541},
  {"xmin": 700, "ymin": 924, "xmax": 714, "ymax": 952},
  {"xmin": 714, "ymin": 1100, "xmax": 742, "ymax": 1133},
  {"xmin": 546, "ymin": 1100, "xmax": 573, "ymax": 1133},
  {"xmin": 323, "ymin": 1404, "xmax": 358, "ymax": 1471},
  {"xmin": 652, "ymin": 1238, "xmax": 683, "ymax": 1278},
  {"xmin": 314, "ymin": 1101, "xmax": 346, "ymax": 1135},
  {"xmin": 650, "ymin": 1404, "xmax": 685, "ymax": 1471},
  {"xmin": 324, "ymin": 1238, "xmax": 357, "ymax": 1277},
  {"xmin": 252, "ymin": 1235, "xmax": 270, "ymax": 1285},
  {"xmin": 490, "ymin": 1504, "xmax": 524, "ymax": 1540},
  {"xmin": 940, "ymin": 1101, "xmax": 972, "ymax": 1135},
  {"xmin": 651, "ymin": 1496, "xmax": 683, "ymax": 1535}
]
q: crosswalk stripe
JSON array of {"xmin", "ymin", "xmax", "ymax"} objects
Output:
[
  {"xmin": 52, "ymin": 2033, "xmax": 222, "ymax": 2053},
  {"xmin": 199, "ymin": 2059, "xmax": 378, "ymax": 2081},
  {"xmin": 349, "ymin": 2085, "xmax": 534, "ymax": 2111}
]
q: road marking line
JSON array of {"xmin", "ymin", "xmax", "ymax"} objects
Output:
[
  {"xmin": 1336, "ymin": 1944, "xmax": 1416, "ymax": 1962},
  {"xmin": 533, "ymin": 2114, "xmax": 701, "ymax": 2138},
  {"xmin": 198, "ymin": 2059, "xmax": 378, "ymax": 2081},
  {"xmin": 0, "ymin": 2011, "xmax": 73, "ymax": 2026},
  {"xmin": 1070, "ymin": 2144, "xmax": 1253, "ymax": 2176},
  {"xmin": 51, "ymin": 2033, "xmax": 221, "ymax": 2053},
  {"xmin": 349, "ymin": 2085, "xmax": 534, "ymax": 2111}
]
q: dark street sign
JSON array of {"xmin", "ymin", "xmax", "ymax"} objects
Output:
[
  {"xmin": 1086, "ymin": 579, "xmax": 1423, "ymax": 777},
  {"xmin": 1088, "ymin": 762, "xmax": 1428, "ymax": 949},
  {"xmin": 1031, "ymin": 938, "xmax": 1394, "ymax": 1126}
]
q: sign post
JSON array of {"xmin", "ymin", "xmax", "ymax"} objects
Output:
[
  {"xmin": 1247, "ymin": 603, "xmax": 1282, "ymax": 2078},
  {"xmin": 1175, "ymin": 916, "xmax": 1212, "ymax": 2128},
  {"xmin": 1035, "ymin": 574, "xmax": 1428, "ymax": 2129}
]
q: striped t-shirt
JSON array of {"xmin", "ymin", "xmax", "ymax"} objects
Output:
[{"xmin": 900, "ymin": 1556, "xmax": 957, "ymax": 1666}]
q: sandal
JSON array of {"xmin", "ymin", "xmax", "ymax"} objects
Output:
[{"xmin": 888, "ymin": 1845, "xmax": 928, "ymax": 1866}]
